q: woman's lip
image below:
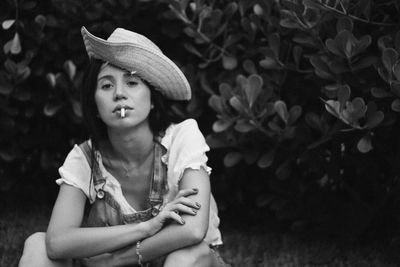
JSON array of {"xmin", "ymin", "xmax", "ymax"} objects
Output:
[{"xmin": 112, "ymin": 105, "xmax": 133, "ymax": 113}]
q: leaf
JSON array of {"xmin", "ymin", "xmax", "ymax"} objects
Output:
[
  {"xmin": 351, "ymin": 56, "xmax": 377, "ymax": 71},
  {"xmin": 2, "ymin": 19, "xmax": 15, "ymax": 30},
  {"xmin": 243, "ymin": 59, "xmax": 257, "ymax": 74},
  {"xmin": 0, "ymin": 84, "xmax": 13, "ymax": 95},
  {"xmin": 222, "ymin": 55, "xmax": 237, "ymax": 70},
  {"xmin": 382, "ymin": 48, "xmax": 398, "ymax": 72},
  {"xmin": 234, "ymin": 119, "xmax": 255, "ymax": 133},
  {"xmin": 223, "ymin": 2, "xmax": 238, "ymax": 19},
  {"xmin": 268, "ymin": 33, "xmax": 280, "ymax": 57},
  {"xmin": 259, "ymin": 57, "xmax": 279, "ymax": 69},
  {"xmin": 392, "ymin": 62, "xmax": 400, "ymax": 81},
  {"xmin": 21, "ymin": 1, "xmax": 37, "ymax": 10},
  {"xmin": 245, "ymin": 74, "xmax": 263, "ymax": 107},
  {"xmin": 325, "ymin": 39, "xmax": 344, "ymax": 58},
  {"xmin": 391, "ymin": 99, "xmax": 400, "ymax": 112},
  {"xmin": 391, "ymin": 81, "xmax": 400, "ymax": 97},
  {"xmin": 274, "ymin": 100, "xmax": 288, "ymax": 123},
  {"xmin": 43, "ymin": 102, "xmax": 62, "ymax": 117},
  {"xmin": 46, "ymin": 73, "xmax": 56, "ymax": 88},
  {"xmin": 10, "ymin": 33, "xmax": 21, "ymax": 55},
  {"xmin": 213, "ymin": 119, "xmax": 233, "ymax": 132},
  {"xmin": 293, "ymin": 34, "xmax": 317, "ymax": 47},
  {"xmin": 218, "ymin": 83, "xmax": 233, "ymax": 100},
  {"xmin": 229, "ymin": 96, "xmax": 245, "ymax": 113},
  {"xmin": 337, "ymin": 84, "xmax": 351, "ymax": 111},
  {"xmin": 365, "ymin": 111, "xmax": 384, "ymax": 128},
  {"xmin": 4, "ymin": 59, "xmax": 17, "ymax": 73},
  {"xmin": 257, "ymin": 150, "xmax": 275, "ymax": 168},
  {"xmin": 288, "ymin": 105, "xmax": 302, "ymax": 124},
  {"xmin": 335, "ymin": 30, "xmax": 357, "ymax": 59},
  {"xmin": 344, "ymin": 97, "xmax": 367, "ymax": 122},
  {"xmin": 357, "ymin": 135, "xmax": 372, "ymax": 153},
  {"xmin": 324, "ymin": 100, "xmax": 342, "ymax": 120},
  {"xmin": 378, "ymin": 35, "xmax": 392, "ymax": 51},
  {"xmin": 16, "ymin": 66, "xmax": 31, "ymax": 81},
  {"xmin": 310, "ymin": 56, "xmax": 335, "ymax": 80},
  {"xmin": 253, "ymin": 4, "xmax": 264, "ymax": 16},
  {"xmin": 0, "ymin": 150, "xmax": 16, "ymax": 162},
  {"xmin": 371, "ymin": 87, "xmax": 391, "ymax": 98},
  {"xmin": 223, "ymin": 151, "xmax": 242, "ymax": 167},
  {"xmin": 71, "ymin": 99, "xmax": 82, "ymax": 117},
  {"xmin": 63, "ymin": 60, "xmax": 76, "ymax": 81},
  {"xmin": 337, "ymin": 17, "xmax": 353, "ymax": 33},
  {"xmin": 3, "ymin": 39, "xmax": 12, "ymax": 54},
  {"xmin": 34, "ymin": 15, "xmax": 46, "ymax": 28}
]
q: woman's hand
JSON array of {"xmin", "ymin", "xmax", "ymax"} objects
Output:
[{"xmin": 144, "ymin": 188, "xmax": 201, "ymax": 236}]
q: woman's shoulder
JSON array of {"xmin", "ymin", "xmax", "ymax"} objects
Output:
[
  {"xmin": 62, "ymin": 140, "xmax": 92, "ymax": 168},
  {"xmin": 164, "ymin": 118, "xmax": 200, "ymax": 137}
]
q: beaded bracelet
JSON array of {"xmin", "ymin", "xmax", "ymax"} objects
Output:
[{"xmin": 136, "ymin": 240, "xmax": 144, "ymax": 267}]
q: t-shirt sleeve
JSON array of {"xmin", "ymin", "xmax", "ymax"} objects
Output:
[
  {"xmin": 167, "ymin": 119, "xmax": 212, "ymax": 185},
  {"xmin": 56, "ymin": 144, "xmax": 92, "ymax": 201}
]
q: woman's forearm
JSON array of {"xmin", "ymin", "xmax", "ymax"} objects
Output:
[
  {"xmin": 46, "ymin": 222, "xmax": 150, "ymax": 259},
  {"xmin": 113, "ymin": 169, "xmax": 211, "ymax": 266},
  {"xmin": 113, "ymin": 219, "xmax": 206, "ymax": 266}
]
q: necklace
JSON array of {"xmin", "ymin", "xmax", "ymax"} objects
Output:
[{"xmin": 103, "ymin": 142, "xmax": 155, "ymax": 181}]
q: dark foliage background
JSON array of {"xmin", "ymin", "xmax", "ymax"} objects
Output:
[{"xmin": 1, "ymin": 0, "xmax": 400, "ymax": 241}]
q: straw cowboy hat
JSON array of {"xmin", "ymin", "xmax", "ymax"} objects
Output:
[{"xmin": 81, "ymin": 26, "xmax": 191, "ymax": 100}]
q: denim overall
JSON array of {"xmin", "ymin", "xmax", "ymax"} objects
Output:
[
  {"xmin": 77, "ymin": 137, "xmax": 229, "ymax": 267},
  {"xmin": 78, "ymin": 136, "xmax": 167, "ymax": 267}
]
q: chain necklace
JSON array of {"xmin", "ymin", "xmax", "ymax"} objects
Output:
[{"xmin": 103, "ymin": 143, "xmax": 155, "ymax": 181}]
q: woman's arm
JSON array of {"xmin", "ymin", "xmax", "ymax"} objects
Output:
[
  {"xmin": 113, "ymin": 167, "xmax": 211, "ymax": 266},
  {"xmin": 46, "ymin": 184, "xmax": 150, "ymax": 259},
  {"xmin": 46, "ymin": 184, "xmax": 195, "ymax": 260}
]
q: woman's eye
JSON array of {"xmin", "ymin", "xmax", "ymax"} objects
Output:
[
  {"xmin": 127, "ymin": 80, "xmax": 138, "ymax": 86},
  {"xmin": 101, "ymin": 83, "xmax": 113, "ymax": 90}
]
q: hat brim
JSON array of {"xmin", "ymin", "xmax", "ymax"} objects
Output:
[{"xmin": 81, "ymin": 27, "xmax": 191, "ymax": 101}]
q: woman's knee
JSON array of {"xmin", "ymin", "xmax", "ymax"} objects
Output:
[
  {"xmin": 19, "ymin": 232, "xmax": 46, "ymax": 267},
  {"xmin": 19, "ymin": 232, "xmax": 71, "ymax": 267},
  {"xmin": 163, "ymin": 242, "xmax": 213, "ymax": 267}
]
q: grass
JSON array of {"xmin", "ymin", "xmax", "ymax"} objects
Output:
[{"xmin": 1, "ymin": 185, "xmax": 399, "ymax": 267}]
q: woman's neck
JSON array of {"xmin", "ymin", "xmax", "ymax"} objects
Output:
[{"xmin": 105, "ymin": 123, "xmax": 154, "ymax": 166}]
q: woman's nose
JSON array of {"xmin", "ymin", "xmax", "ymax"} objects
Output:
[{"xmin": 113, "ymin": 83, "xmax": 127, "ymax": 101}]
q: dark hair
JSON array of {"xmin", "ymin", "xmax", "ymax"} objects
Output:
[{"xmin": 80, "ymin": 58, "xmax": 185, "ymax": 150}]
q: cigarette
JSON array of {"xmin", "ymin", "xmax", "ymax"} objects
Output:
[{"xmin": 120, "ymin": 108, "xmax": 125, "ymax": 118}]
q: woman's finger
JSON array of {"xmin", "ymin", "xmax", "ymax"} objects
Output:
[
  {"xmin": 165, "ymin": 210, "xmax": 185, "ymax": 225},
  {"xmin": 165, "ymin": 197, "xmax": 201, "ymax": 211},
  {"xmin": 175, "ymin": 188, "xmax": 198, "ymax": 198},
  {"xmin": 174, "ymin": 197, "xmax": 201, "ymax": 210},
  {"xmin": 174, "ymin": 203, "xmax": 198, "ymax": 215}
]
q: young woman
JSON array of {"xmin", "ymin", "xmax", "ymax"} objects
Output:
[{"xmin": 18, "ymin": 27, "xmax": 226, "ymax": 267}]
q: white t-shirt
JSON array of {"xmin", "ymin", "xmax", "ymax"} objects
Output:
[{"xmin": 56, "ymin": 118, "xmax": 222, "ymax": 246}]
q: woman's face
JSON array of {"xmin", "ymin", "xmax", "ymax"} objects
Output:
[{"xmin": 94, "ymin": 63, "xmax": 152, "ymax": 130}]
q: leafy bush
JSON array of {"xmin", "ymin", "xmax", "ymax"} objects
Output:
[
  {"xmin": 1, "ymin": 0, "xmax": 400, "ymax": 237},
  {"xmin": 163, "ymin": 0, "xmax": 400, "ymax": 236}
]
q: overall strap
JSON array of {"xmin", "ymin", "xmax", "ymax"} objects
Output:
[
  {"xmin": 148, "ymin": 135, "xmax": 168, "ymax": 216},
  {"xmin": 78, "ymin": 141, "xmax": 106, "ymax": 198},
  {"xmin": 79, "ymin": 141, "xmax": 92, "ymax": 166}
]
